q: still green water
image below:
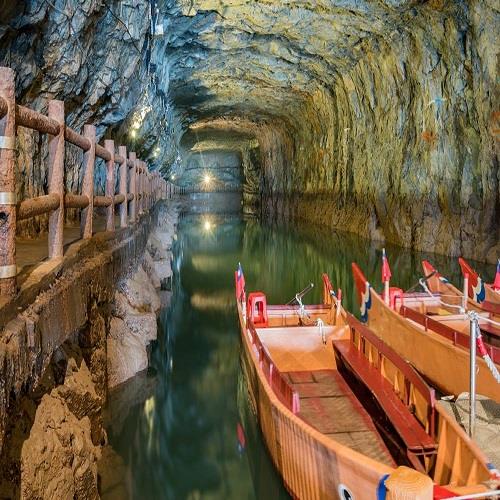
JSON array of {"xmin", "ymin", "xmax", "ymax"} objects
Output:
[{"xmin": 104, "ymin": 196, "xmax": 494, "ymax": 500}]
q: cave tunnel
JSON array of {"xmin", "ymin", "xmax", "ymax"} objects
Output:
[
  {"xmin": 1, "ymin": 0, "xmax": 498, "ymax": 259},
  {"xmin": 1, "ymin": 1, "xmax": 500, "ymax": 499}
]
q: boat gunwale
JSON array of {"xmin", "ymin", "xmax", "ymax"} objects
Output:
[{"xmin": 399, "ymin": 305, "xmax": 500, "ymax": 364}]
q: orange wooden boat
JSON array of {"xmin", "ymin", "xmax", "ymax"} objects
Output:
[
  {"xmin": 457, "ymin": 258, "xmax": 500, "ymax": 306},
  {"xmin": 352, "ymin": 262, "xmax": 500, "ymax": 401},
  {"xmin": 422, "ymin": 260, "xmax": 500, "ymax": 321},
  {"xmin": 235, "ymin": 266, "xmax": 498, "ymax": 499}
]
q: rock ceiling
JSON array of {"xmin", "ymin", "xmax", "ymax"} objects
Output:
[
  {"xmin": 165, "ymin": 0, "xmax": 426, "ymax": 125},
  {"xmin": 0, "ymin": 0, "xmax": 498, "ymax": 259}
]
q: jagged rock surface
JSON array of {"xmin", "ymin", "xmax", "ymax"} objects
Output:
[
  {"xmin": 107, "ymin": 204, "xmax": 179, "ymax": 388},
  {"xmin": 0, "ymin": 344, "xmax": 102, "ymax": 500}
]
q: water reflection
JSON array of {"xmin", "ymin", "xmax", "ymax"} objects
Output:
[{"xmin": 103, "ymin": 196, "xmax": 493, "ymax": 500}]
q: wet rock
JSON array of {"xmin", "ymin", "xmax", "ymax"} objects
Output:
[
  {"xmin": 107, "ymin": 317, "xmax": 148, "ymax": 389},
  {"xmin": 142, "ymin": 251, "xmax": 162, "ymax": 289},
  {"xmin": 121, "ymin": 266, "xmax": 160, "ymax": 314}
]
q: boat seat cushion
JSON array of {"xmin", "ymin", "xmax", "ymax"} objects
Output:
[{"xmin": 334, "ymin": 340, "xmax": 436, "ymax": 453}]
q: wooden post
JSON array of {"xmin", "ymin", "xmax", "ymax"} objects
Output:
[
  {"xmin": 118, "ymin": 145, "xmax": 127, "ymax": 228},
  {"xmin": 48, "ymin": 100, "xmax": 65, "ymax": 259},
  {"xmin": 144, "ymin": 166, "xmax": 148, "ymax": 212},
  {"xmin": 105, "ymin": 139, "xmax": 114, "ymax": 231},
  {"xmin": 0, "ymin": 67, "xmax": 17, "ymax": 297},
  {"xmin": 129, "ymin": 152, "xmax": 137, "ymax": 223},
  {"xmin": 139, "ymin": 161, "xmax": 144, "ymax": 215},
  {"xmin": 80, "ymin": 124, "xmax": 96, "ymax": 239},
  {"xmin": 147, "ymin": 170, "xmax": 151, "ymax": 210}
]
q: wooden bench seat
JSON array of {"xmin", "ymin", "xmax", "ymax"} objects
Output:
[{"xmin": 333, "ymin": 340, "xmax": 436, "ymax": 454}]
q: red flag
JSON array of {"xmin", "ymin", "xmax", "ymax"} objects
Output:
[
  {"xmin": 382, "ymin": 248, "xmax": 392, "ymax": 283},
  {"xmin": 235, "ymin": 262, "xmax": 245, "ymax": 299},
  {"xmin": 494, "ymin": 259, "xmax": 500, "ymax": 291}
]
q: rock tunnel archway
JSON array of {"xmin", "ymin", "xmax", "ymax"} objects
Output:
[{"xmin": 0, "ymin": 0, "xmax": 498, "ymax": 259}]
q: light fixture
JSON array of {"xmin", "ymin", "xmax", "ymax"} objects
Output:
[
  {"xmin": 203, "ymin": 173, "xmax": 212, "ymax": 185},
  {"xmin": 130, "ymin": 130, "xmax": 137, "ymax": 138},
  {"xmin": 171, "ymin": 174, "xmax": 176, "ymax": 180}
]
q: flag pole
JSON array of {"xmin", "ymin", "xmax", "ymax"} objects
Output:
[
  {"xmin": 462, "ymin": 272, "xmax": 469, "ymax": 311},
  {"xmin": 383, "ymin": 248, "xmax": 390, "ymax": 306}
]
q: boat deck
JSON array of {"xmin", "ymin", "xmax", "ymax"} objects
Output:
[
  {"xmin": 255, "ymin": 325, "xmax": 395, "ymax": 466},
  {"xmin": 284, "ymin": 369, "xmax": 395, "ymax": 466}
]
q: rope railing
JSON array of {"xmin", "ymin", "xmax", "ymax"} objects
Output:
[{"xmin": 0, "ymin": 66, "xmax": 179, "ymax": 299}]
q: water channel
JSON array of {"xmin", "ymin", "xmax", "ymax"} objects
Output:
[{"xmin": 104, "ymin": 193, "xmax": 493, "ymax": 500}]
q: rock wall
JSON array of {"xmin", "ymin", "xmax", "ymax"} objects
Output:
[
  {"xmin": 107, "ymin": 203, "xmax": 178, "ymax": 388},
  {"xmin": 0, "ymin": 0, "xmax": 182, "ymax": 237},
  {"xmin": 257, "ymin": 3, "xmax": 499, "ymax": 262},
  {"xmin": 2, "ymin": 1, "xmax": 497, "ymax": 258}
]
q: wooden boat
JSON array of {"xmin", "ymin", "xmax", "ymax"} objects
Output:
[
  {"xmin": 422, "ymin": 260, "xmax": 500, "ymax": 319},
  {"xmin": 420, "ymin": 260, "xmax": 500, "ymax": 348},
  {"xmin": 352, "ymin": 262, "xmax": 500, "ymax": 401},
  {"xmin": 457, "ymin": 258, "xmax": 500, "ymax": 306},
  {"xmin": 235, "ymin": 268, "xmax": 498, "ymax": 499}
]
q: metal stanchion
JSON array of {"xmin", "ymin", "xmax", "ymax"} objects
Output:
[{"xmin": 469, "ymin": 311, "xmax": 478, "ymax": 438}]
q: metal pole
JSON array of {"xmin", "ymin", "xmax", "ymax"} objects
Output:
[{"xmin": 469, "ymin": 311, "xmax": 477, "ymax": 438}]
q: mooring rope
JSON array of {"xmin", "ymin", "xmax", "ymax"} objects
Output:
[
  {"xmin": 419, "ymin": 278, "xmax": 465, "ymax": 313},
  {"xmin": 295, "ymin": 295, "xmax": 327, "ymax": 344},
  {"xmin": 469, "ymin": 312, "xmax": 500, "ymax": 384}
]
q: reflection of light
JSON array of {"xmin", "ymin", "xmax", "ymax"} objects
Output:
[
  {"xmin": 202, "ymin": 216, "xmax": 215, "ymax": 233},
  {"xmin": 191, "ymin": 292, "xmax": 234, "ymax": 310},
  {"xmin": 144, "ymin": 396, "xmax": 156, "ymax": 452},
  {"xmin": 203, "ymin": 173, "xmax": 212, "ymax": 186}
]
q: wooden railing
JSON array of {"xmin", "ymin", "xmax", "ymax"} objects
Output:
[{"xmin": 0, "ymin": 66, "xmax": 181, "ymax": 299}]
